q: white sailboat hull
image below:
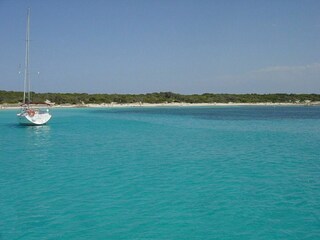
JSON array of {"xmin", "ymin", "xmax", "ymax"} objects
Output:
[{"xmin": 17, "ymin": 112, "xmax": 51, "ymax": 125}]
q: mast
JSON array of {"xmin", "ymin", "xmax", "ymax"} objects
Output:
[{"xmin": 23, "ymin": 8, "xmax": 30, "ymax": 105}]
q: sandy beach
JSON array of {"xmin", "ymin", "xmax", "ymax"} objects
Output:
[{"xmin": 1, "ymin": 101, "xmax": 319, "ymax": 110}]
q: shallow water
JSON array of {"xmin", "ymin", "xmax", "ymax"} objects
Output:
[{"xmin": 1, "ymin": 106, "xmax": 320, "ymax": 239}]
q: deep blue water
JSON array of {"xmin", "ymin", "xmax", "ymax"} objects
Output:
[{"xmin": 1, "ymin": 106, "xmax": 320, "ymax": 239}]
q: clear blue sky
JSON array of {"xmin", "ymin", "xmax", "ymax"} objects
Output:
[{"xmin": 1, "ymin": 0, "xmax": 319, "ymax": 94}]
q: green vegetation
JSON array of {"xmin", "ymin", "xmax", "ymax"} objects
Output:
[{"xmin": 1, "ymin": 90, "xmax": 320, "ymax": 104}]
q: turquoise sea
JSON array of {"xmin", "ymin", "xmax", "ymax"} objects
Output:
[{"xmin": 1, "ymin": 106, "xmax": 320, "ymax": 239}]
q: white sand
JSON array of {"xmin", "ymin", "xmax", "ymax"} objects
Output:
[{"xmin": 1, "ymin": 101, "xmax": 319, "ymax": 110}]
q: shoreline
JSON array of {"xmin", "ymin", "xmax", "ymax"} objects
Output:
[{"xmin": 1, "ymin": 102, "xmax": 319, "ymax": 110}]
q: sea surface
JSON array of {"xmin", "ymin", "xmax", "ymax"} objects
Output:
[{"xmin": 0, "ymin": 106, "xmax": 320, "ymax": 239}]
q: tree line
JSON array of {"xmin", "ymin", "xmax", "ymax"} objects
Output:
[{"xmin": 1, "ymin": 90, "xmax": 320, "ymax": 105}]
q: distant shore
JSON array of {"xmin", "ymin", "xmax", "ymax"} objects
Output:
[{"xmin": 1, "ymin": 101, "xmax": 320, "ymax": 110}]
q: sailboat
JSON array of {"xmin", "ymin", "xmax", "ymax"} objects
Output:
[{"xmin": 17, "ymin": 8, "xmax": 52, "ymax": 125}]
